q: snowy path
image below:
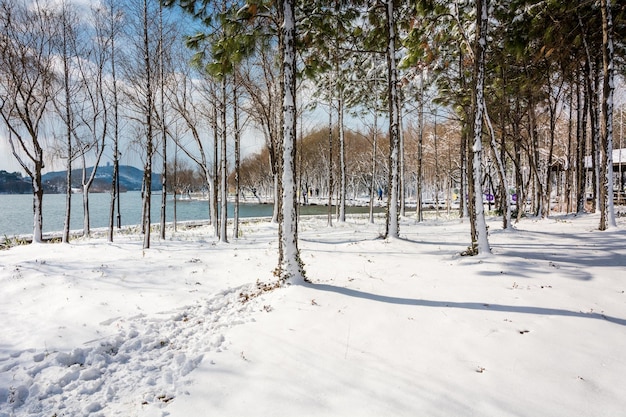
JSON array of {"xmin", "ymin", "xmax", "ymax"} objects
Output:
[{"xmin": 1, "ymin": 283, "xmax": 261, "ymax": 416}]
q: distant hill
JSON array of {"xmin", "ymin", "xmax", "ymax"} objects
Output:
[
  {"xmin": 0, "ymin": 170, "xmax": 32, "ymax": 194},
  {"xmin": 41, "ymin": 165, "xmax": 161, "ymax": 193}
]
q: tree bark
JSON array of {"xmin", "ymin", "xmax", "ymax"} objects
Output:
[
  {"xmin": 159, "ymin": 3, "xmax": 167, "ymax": 241},
  {"xmin": 142, "ymin": 0, "xmax": 154, "ymax": 250},
  {"xmin": 279, "ymin": 0, "xmax": 305, "ymax": 283},
  {"xmin": 384, "ymin": 0, "xmax": 400, "ymax": 239},
  {"xmin": 600, "ymin": 0, "xmax": 617, "ymax": 230},
  {"xmin": 220, "ymin": 76, "xmax": 228, "ymax": 243},
  {"xmin": 470, "ymin": 0, "xmax": 491, "ymax": 255},
  {"xmin": 233, "ymin": 73, "xmax": 241, "ymax": 239}
]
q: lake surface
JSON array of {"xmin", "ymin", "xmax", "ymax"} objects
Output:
[{"xmin": 0, "ymin": 191, "xmax": 380, "ymax": 237}]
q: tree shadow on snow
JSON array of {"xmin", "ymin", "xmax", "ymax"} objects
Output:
[{"xmin": 308, "ymin": 283, "xmax": 626, "ymax": 327}]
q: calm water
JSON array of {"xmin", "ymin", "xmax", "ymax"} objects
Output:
[
  {"xmin": 0, "ymin": 191, "xmax": 274, "ymax": 237},
  {"xmin": 0, "ymin": 191, "xmax": 379, "ymax": 237}
]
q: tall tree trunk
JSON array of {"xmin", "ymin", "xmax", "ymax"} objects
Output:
[
  {"xmin": 566, "ymin": 86, "xmax": 574, "ymax": 213},
  {"xmin": 173, "ymin": 145, "xmax": 178, "ymax": 231},
  {"xmin": 142, "ymin": 0, "xmax": 153, "ymax": 250},
  {"xmin": 458, "ymin": 50, "xmax": 468, "ymax": 220},
  {"xmin": 276, "ymin": 4, "xmax": 285, "ymax": 268},
  {"xmin": 600, "ymin": 0, "xmax": 617, "ymax": 230},
  {"xmin": 470, "ymin": 0, "xmax": 491, "ymax": 255},
  {"xmin": 279, "ymin": 0, "xmax": 305, "ymax": 283},
  {"xmin": 592, "ymin": 74, "xmax": 601, "ymax": 212},
  {"xmin": 544, "ymin": 87, "xmax": 558, "ymax": 218},
  {"xmin": 467, "ymin": 128, "xmax": 477, "ymax": 247},
  {"xmin": 108, "ymin": 0, "xmax": 121, "ymax": 242},
  {"xmin": 369, "ymin": 111, "xmax": 378, "ymax": 224},
  {"xmin": 212, "ymin": 102, "xmax": 220, "ymax": 236},
  {"xmin": 513, "ymin": 118, "xmax": 524, "ymax": 222},
  {"xmin": 338, "ymin": 87, "xmax": 346, "ymax": 222},
  {"xmin": 220, "ymin": 76, "xmax": 228, "ymax": 243},
  {"xmin": 385, "ymin": 0, "xmax": 400, "ymax": 239},
  {"xmin": 233, "ymin": 73, "xmax": 241, "ymax": 239},
  {"xmin": 399, "ymin": 98, "xmax": 406, "ymax": 217},
  {"xmin": 484, "ymin": 106, "xmax": 512, "ymax": 229},
  {"xmin": 327, "ymin": 81, "xmax": 334, "ymax": 228},
  {"xmin": 417, "ymin": 70, "xmax": 425, "ymax": 222},
  {"xmin": 576, "ymin": 65, "xmax": 588, "ymax": 214},
  {"xmin": 159, "ymin": 4, "xmax": 167, "ymax": 240},
  {"xmin": 434, "ymin": 111, "xmax": 440, "ymax": 217},
  {"xmin": 61, "ymin": 4, "xmax": 72, "ymax": 244},
  {"xmin": 525, "ymin": 89, "xmax": 542, "ymax": 217}
]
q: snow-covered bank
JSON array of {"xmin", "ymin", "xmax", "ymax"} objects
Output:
[{"xmin": 1, "ymin": 214, "xmax": 625, "ymax": 416}]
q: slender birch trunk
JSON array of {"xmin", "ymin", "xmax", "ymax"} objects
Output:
[
  {"xmin": 159, "ymin": 4, "xmax": 167, "ymax": 240},
  {"xmin": 142, "ymin": 0, "xmax": 154, "ymax": 250},
  {"xmin": 108, "ymin": 0, "xmax": 122, "ymax": 242}
]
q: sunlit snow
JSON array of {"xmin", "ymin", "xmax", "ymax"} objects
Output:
[{"xmin": 1, "ymin": 213, "xmax": 625, "ymax": 416}]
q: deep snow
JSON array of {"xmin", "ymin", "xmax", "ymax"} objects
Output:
[{"xmin": 1, "ymin": 212, "xmax": 625, "ymax": 416}]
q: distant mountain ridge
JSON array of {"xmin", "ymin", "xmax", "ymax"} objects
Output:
[{"xmin": 40, "ymin": 165, "xmax": 161, "ymax": 193}]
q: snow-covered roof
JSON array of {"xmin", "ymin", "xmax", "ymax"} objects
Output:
[{"xmin": 584, "ymin": 148, "xmax": 626, "ymax": 168}]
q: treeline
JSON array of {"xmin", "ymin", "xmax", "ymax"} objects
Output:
[{"xmin": 1, "ymin": 0, "xmax": 624, "ymax": 280}]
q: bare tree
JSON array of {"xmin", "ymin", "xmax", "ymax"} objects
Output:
[
  {"xmin": 239, "ymin": 47, "xmax": 282, "ymax": 223},
  {"xmin": 95, "ymin": 0, "xmax": 124, "ymax": 242},
  {"xmin": 0, "ymin": 0, "xmax": 58, "ymax": 243},
  {"xmin": 70, "ymin": 4, "xmax": 112, "ymax": 238},
  {"xmin": 158, "ymin": 3, "xmax": 168, "ymax": 240},
  {"xmin": 53, "ymin": 0, "xmax": 80, "ymax": 243},
  {"xmin": 120, "ymin": 0, "xmax": 159, "ymax": 248},
  {"xmin": 168, "ymin": 66, "xmax": 219, "ymax": 237}
]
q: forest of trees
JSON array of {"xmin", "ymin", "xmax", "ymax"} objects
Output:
[{"xmin": 1, "ymin": 0, "xmax": 625, "ymax": 282}]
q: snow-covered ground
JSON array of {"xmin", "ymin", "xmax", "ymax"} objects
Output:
[{"xmin": 1, "ymin": 212, "xmax": 625, "ymax": 417}]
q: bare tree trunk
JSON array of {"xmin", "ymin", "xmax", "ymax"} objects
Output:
[
  {"xmin": 399, "ymin": 99, "xmax": 406, "ymax": 218},
  {"xmin": 279, "ymin": 0, "xmax": 305, "ymax": 283},
  {"xmin": 338, "ymin": 87, "xmax": 346, "ymax": 222},
  {"xmin": 566, "ymin": 86, "xmax": 574, "ymax": 213},
  {"xmin": 213, "ymin": 102, "xmax": 220, "ymax": 236},
  {"xmin": 576, "ymin": 65, "xmax": 588, "ymax": 214},
  {"xmin": 142, "ymin": 0, "xmax": 154, "ymax": 250},
  {"xmin": 327, "ymin": 81, "xmax": 334, "ymax": 227},
  {"xmin": 600, "ymin": 0, "xmax": 617, "ymax": 230},
  {"xmin": 458, "ymin": 51, "xmax": 468, "ymax": 220},
  {"xmin": 220, "ymin": 76, "xmax": 228, "ymax": 243},
  {"xmin": 233, "ymin": 73, "xmax": 241, "ymax": 239},
  {"xmin": 484, "ymin": 106, "xmax": 512, "ymax": 229},
  {"xmin": 369, "ymin": 111, "xmax": 378, "ymax": 224},
  {"xmin": 159, "ymin": 3, "xmax": 167, "ymax": 240},
  {"xmin": 173, "ymin": 145, "xmax": 178, "ymax": 231},
  {"xmin": 416, "ymin": 80, "xmax": 425, "ymax": 222},
  {"xmin": 107, "ymin": 0, "xmax": 122, "ymax": 242},
  {"xmin": 470, "ymin": 0, "xmax": 491, "ymax": 255},
  {"xmin": 434, "ymin": 111, "xmax": 440, "ymax": 217},
  {"xmin": 60, "ymin": 2, "xmax": 73, "ymax": 244},
  {"xmin": 385, "ymin": 0, "xmax": 400, "ymax": 239}
]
